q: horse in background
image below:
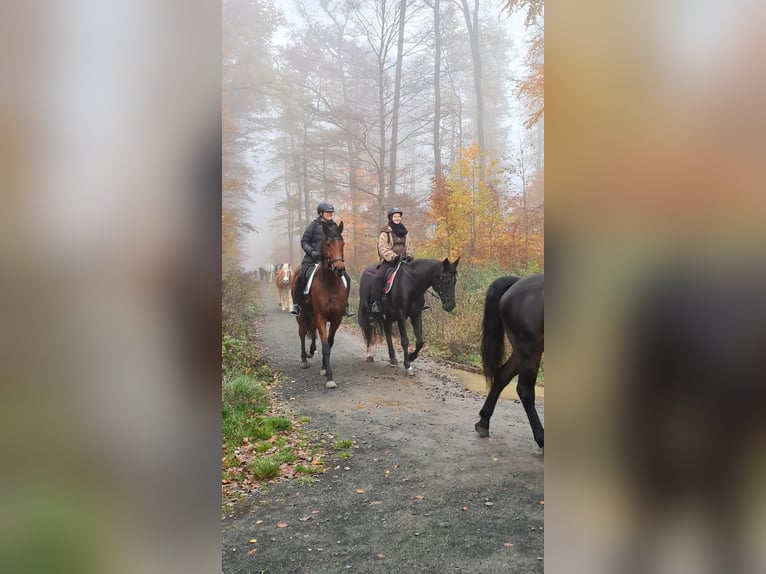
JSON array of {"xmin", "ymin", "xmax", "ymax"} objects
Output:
[
  {"xmin": 275, "ymin": 263, "xmax": 293, "ymax": 312},
  {"xmin": 266, "ymin": 262, "xmax": 275, "ymax": 283},
  {"xmin": 475, "ymin": 274, "xmax": 544, "ymax": 449},
  {"xmin": 294, "ymin": 221, "xmax": 348, "ymax": 388},
  {"xmin": 358, "ymin": 257, "xmax": 460, "ymax": 374},
  {"xmin": 258, "ymin": 267, "xmax": 268, "ymax": 281}
]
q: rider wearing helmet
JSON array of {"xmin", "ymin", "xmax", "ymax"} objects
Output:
[
  {"xmin": 368, "ymin": 207, "xmax": 418, "ymax": 315},
  {"xmin": 291, "ymin": 202, "xmax": 354, "ymax": 317}
]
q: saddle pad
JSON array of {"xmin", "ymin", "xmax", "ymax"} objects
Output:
[
  {"xmin": 304, "ymin": 264, "xmax": 347, "ymax": 294},
  {"xmin": 383, "ymin": 263, "xmax": 402, "ymax": 294}
]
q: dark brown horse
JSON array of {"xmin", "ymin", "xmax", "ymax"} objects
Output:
[
  {"xmin": 293, "ymin": 221, "xmax": 348, "ymax": 388},
  {"xmin": 475, "ymin": 274, "xmax": 544, "ymax": 449}
]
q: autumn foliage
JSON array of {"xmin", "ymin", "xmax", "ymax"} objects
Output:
[{"xmin": 425, "ymin": 143, "xmax": 542, "ymax": 271}]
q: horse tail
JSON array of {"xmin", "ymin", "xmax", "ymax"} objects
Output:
[{"xmin": 481, "ymin": 276, "xmax": 521, "ymax": 386}]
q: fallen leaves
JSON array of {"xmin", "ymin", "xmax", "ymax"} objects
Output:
[
  {"xmin": 355, "ymin": 489, "xmax": 365, "ymax": 494},
  {"xmin": 277, "ymin": 523, "xmax": 288, "ymax": 528},
  {"xmin": 411, "ymin": 495, "xmax": 425, "ymax": 501}
]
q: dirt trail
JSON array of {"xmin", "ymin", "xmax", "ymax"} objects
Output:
[{"xmin": 222, "ymin": 283, "xmax": 544, "ymax": 573}]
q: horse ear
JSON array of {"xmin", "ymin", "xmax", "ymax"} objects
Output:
[
  {"xmin": 338, "ymin": 221, "xmax": 343, "ymax": 234},
  {"xmin": 442, "ymin": 258, "xmax": 449, "ymax": 270},
  {"xmin": 454, "ymin": 256, "xmax": 460, "ymax": 267}
]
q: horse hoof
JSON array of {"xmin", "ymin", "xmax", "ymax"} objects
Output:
[
  {"xmin": 406, "ymin": 367, "xmax": 415, "ymax": 376},
  {"xmin": 320, "ymin": 369, "xmax": 326, "ymax": 376},
  {"xmin": 301, "ymin": 362, "xmax": 309, "ymax": 369},
  {"xmin": 325, "ymin": 380, "xmax": 337, "ymax": 389},
  {"xmin": 475, "ymin": 422, "xmax": 489, "ymax": 437},
  {"xmin": 388, "ymin": 358, "xmax": 398, "ymax": 366},
  {"xmin": 366, "ymin": 355, "xmax": 374, "ymax": 363}
]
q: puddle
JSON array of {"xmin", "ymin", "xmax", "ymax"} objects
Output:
[{"xmin": 451, "ymin": 368, "xmax": 544, "ymax": 401}]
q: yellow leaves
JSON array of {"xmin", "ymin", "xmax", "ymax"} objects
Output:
[
  {"xmin": 355, "ymin": 489, "xmax": 365, "ymax": 494},
  {"xmin": 249, "ymin": 538, "xmax": 257, "ymax": 544},
  {"xmin": 277, "ymin": 523, "xmax": 288, "ymax": 528},
  {"xmin": 411, "ymin": 495, "xmax": 425, "ymax": 501}
]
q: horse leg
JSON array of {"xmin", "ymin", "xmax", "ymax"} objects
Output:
[
  {"xmin": 475, "ymin": 352, "xmax": 519, "ymax": 437},
  {"xmin": 407, "ymin": 313, "xmax": 424, "ymax": 363},
  {"xmin": 316, "ymin": 320, "xmax": 336, "ymax": 388},
  {"xmin": 395, "ymin": 315, "xmax": 413, "ymax": 374},
  {"xmin": 308, "ymin": 329, "xmax": 316, "ymax": 358},
  {"xmin": 383, "ymin": 318, "xmax": 398, "ymax": 365},
  {"xmin": 517, "ymin": 351, "xmax": 544, "ymax": 449},
  {"xmin": 298, "ymin": 321, "xmax": 309, "ymax": 369}
]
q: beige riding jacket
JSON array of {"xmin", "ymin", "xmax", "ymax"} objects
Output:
[{"xmin": 377, "ymin": 226, "xmax": 414, "ymax": 263}]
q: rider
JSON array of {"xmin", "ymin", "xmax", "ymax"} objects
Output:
[
  {"xmin": 290, "ymin": 202, "xmax": 354, "ymax": 317},
  {"xmin": 368, "ymin": 207, "xmax": 427, "ymax": 314}
]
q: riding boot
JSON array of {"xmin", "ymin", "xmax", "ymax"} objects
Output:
[
  {"xmin": 422, "ymin": 303, "xmax": 431, "ymax": 311},
  {"xmin": 344, "ymin": 305, "xmax": 355, "ymax": 318},
  {"xmin": 290, "ymin": 304, "xmax": 300, "ymax": 316},
  {"xmin": 370, "ymin": 300, "xmax": 382, "ymax": 314}
]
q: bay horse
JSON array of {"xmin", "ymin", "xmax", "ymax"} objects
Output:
[
  {"xmin": 475, "ymin": 274, "xmax": 544, "ymax": 449},
  {"xmin": 293, "ymin": 221, "xmax": 348, "ymax": 388},
  {"xmin": 358, "ymin": 257, "xmax": 460, "ymax": 374},
  {"xmin": 275, "ymin": 263, "xmax": 293, "ymax": 311}
]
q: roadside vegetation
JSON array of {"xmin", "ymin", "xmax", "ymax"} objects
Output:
[{"xmin": 222, "ymin": 269, "xmax": 357, "ymax": 512}]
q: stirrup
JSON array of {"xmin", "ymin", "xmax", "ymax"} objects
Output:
[
  {"xmin": 290, "ymin": 304, "xmax": 300, "ymax": 315},
  {"xmin": 422, "ymin": 303, "xmax": 430, "ymax": 311},
  {"xmin": 344, "ymin": 305, "xmax": 355, "ymax": 318},
  {"xmin": 370, "ymin": 301, "xmax": 381, "ymax": 314}
]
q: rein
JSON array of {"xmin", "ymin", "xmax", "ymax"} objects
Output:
[{"xmin": 398, "ymin": 262, "xmax": 452, "ymax": 302}]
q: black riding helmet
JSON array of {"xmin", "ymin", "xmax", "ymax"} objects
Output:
[
  {"xmin": 387, "ymin": 207, "xmax": 403, "ymax": 219},
  {"xmin": 317, "ymin": 202, "xmax": 335, "ymax": 215}
]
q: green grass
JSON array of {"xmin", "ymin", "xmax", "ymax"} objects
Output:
[
  {"xmin": 273, "ymin": 449, "xmax": 298, "ymax": 464},
  {"xmin": 334, "ymin": 439, "xmax": 353, "ymax": 449},
  {"xmin": 248, "ymin": 458, "xmax": 281, "ymax": 480},
  {"xmin": 295, "ymin": 464, "xmax": 322, "ymax": 475},
  {"xmin": 337, "ymin": 452, "xmax": 352, "ymax": 460}
]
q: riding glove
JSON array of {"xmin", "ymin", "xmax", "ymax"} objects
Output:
[{"xmin": 310, "ymin": 250, "xmax": 319, "ymax": 260}]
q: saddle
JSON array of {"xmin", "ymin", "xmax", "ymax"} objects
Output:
[
  {"xmin": 304, "ymin": 263, "xmax": 347, "ymax": 295},
  {"xmin": 383, "ymin": 261, "xmax": 403, "ymax": 294}
]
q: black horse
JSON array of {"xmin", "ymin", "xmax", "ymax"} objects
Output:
[
  {"xmin": 614, "ymin": 264, "xmax": 766, "ymax": 574},
  {"xmin": 358, "ymin": 258, "xmax": 460, "ymax": 374},
  {"xmin": 475, "ymin": 274, "xmax": 544, "ymax": 449}
]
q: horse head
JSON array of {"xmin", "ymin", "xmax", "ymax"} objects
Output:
[
  {"xmin": 433, "ymin": 256, "xmax": 460, "ymax": 312},
  {"xmin": 322, "ymin": 221, "xmax": 345, "ymax": 277},
  {"xmin": 277, "ymin": 263, "xmax": 292, "ymax": 285}
]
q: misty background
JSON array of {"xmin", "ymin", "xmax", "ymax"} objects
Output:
[{"xmin": 223, "ymin": 0, "xmax": 544, "ymax": 274}]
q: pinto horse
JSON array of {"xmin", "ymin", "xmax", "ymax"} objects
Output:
[
  {"xmin": 358, "ymin": 257, "xmax": 460, "ymax": 374},
  {"xmin": 293, "ymin": 221, "xmax": 348, "ymax": 388},
  {"xmin": 274, "ymin": 263, "xmax": 293, "ymax": 311},
  {"xmin": 475, "ymin": 274, "xmax": 544, "ymax": 449}
]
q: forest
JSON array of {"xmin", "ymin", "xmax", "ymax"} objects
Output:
[{"xmin": 223, "ymin": 0, "xmax": 543, "ymax": 275}]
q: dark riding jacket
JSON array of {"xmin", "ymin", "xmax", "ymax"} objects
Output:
[{"xmin": 300, "ymin": 217, "xmax": 338, "ymax": 266}]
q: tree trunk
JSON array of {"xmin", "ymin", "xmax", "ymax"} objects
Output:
[
  {"xmin": 459, "ymin": 0, "xmax": 485, "ymax": 166},
  {"xmin": 433, "ymin": 0, "xmax": 442, "ymax": 181},
  {"xmin": 389, "ymin": 0, "xmax": 407, "ymax": 200}
]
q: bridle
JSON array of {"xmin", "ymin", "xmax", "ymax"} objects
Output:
[
  {"xmin": 399, "ymin": 262, "xmax": 456, "ymax": 306},
  {"xmin": 432, "ymin": 272, "xmax": 457, "ymax": 307},
  {"xmin": 322, "ymin": 237, "xmax": 345, "ymax": 272}
]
